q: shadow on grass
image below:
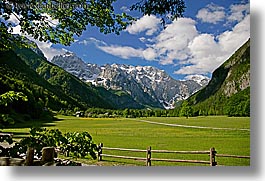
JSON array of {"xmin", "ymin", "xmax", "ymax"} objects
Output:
[
  {"xmin": 11, "ymin": 132, "xmax": 30, "ymax": 139},
  {"xmin": 2, "ymin": 116, "xmax": 66, "ymax": 138},
  {"xmin": 7, "ymin": 116, "xmax": 63, "ymax": 129}
]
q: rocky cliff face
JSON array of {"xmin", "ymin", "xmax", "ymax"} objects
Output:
[
  {"xmin": 183, "ymin": 39, "xmax": 250, "ymax": 116},
  {"xmin": 51, "ymin": 53, "xmax": 209, "ymax": 109}
]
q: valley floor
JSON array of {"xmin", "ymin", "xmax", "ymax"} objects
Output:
[{"xmin": 2, "ymin": 116, "xmax": 250, "ymax": 166}]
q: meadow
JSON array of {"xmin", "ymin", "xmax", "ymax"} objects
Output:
[{"xmin": 3, "ymin": 116, "xmax": 250, "ymax": 166}]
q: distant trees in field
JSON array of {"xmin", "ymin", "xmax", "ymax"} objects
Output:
[{"xmin": 57, "ymin": 91, "xmax": 250, "ymax": 119}]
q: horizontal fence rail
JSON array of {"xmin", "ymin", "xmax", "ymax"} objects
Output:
[
  {"xmin": 151, "ymin": 150, "xmax": 210, "ymax": 154},
  {"xmin": 97, "ymin": 143, "xmax": 218, "ymax": 166},
  {"xmin": 97, "ymin": 143, "xmax": 250, "ymax": 166},
  {"xmin": 216, "ymin": 154, "xmax": 251, "ymax": 159},
  {"xmin": 101, "ymin": 154, "xmax": 147, "ymax": 161},
  {"xmin": 101, "ymin": 147, "xmax": 147, "ymax": 152},
  {"xmin": 150, "ymin": 158, "xmax": 210, "ymax": 165}
]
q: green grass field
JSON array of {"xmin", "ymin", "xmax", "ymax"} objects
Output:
[{"xmin": 2, "ymin": 116, "xmax": 250, "ymax": 166}]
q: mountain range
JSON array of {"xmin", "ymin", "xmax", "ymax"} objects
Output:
[
  {"xmin": 0, "ymin": 37, "xmax": 250, "ymax": 120},
  {"xmin": 51, "ymin": 52, "xmax": 209, "ymax": 109},
  {"xmin": 0, "ymin": 44, "xmax": 146, "ymax": 121}
]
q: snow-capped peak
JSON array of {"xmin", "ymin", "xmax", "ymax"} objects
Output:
[
  {"xmin": 62, "ymin": 51, "xmax": 75, "ymax": 57},
  {"xmin": 184, "ymin": 74, "xmax": 210, "ymax": 87},
  {"xmin": 51, "ymin": 54, "xmax": 208, "ymax": 109}
]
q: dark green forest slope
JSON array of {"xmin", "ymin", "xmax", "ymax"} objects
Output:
[
  {"xmin": 180, "ymin": 39, "xmax": 250, "ymax": 117},
  {"xmin": 0, "ymin": 47, "xmax": 143, "ymax": 121}
]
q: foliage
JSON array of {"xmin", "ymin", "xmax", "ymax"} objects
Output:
[
  {"xmin": 0, "ymin": 91, "xmax": 28, "ymax": 106},
  {"xmin": 130, "ymin": 0, "xmax": 185, "ymax": 25},
  {"xmin": 62, "ymin": 131, "xmax": 97, "ymax": 159},
  {"xmin": 11, "ymin": 116, "xmax": 250, "ymax": 166},
  {"xmin": 0, "ymin": 127, "xmax": 97, "ymax": 160},
  {"xmin": 19, "ymin": 128, "xmax": 65, "ymax": 158},
  {"xmin": 0, "ymin": 0, "xmax": 185, "ymax": 50},
  {"xmin": 179, "ymin": 101, "xmax": 192, "ymax": 118},
  {"xmin": 0, "ymin": 49, "xmax": 75, "ymax": 120},
  {"xmin": 0, "ymin": 45, "xmax": 158, "ymax": 125},
  {"xmin": 82, "ymin": 107, "xmax": 179, "ymax": 118},
  {"xmin": 0, "ymin": 91, "xmax": 28, "ymax": 128},
  {"xmin": 0, "ymin": 114, "xmax": 15, "ymax": 129}
]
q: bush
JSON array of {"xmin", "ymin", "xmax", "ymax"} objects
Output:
[{"xmin": 0, "ymin": 128, "xmax": 98, "ymax": 160}]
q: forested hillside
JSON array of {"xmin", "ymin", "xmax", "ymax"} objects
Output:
[
  {"xmin": 179, "ymin": 39, "xmax": 250, "ymax": 117},
  {"xmin": 0, "ymin": 47, "xmax": 144, "ymax": 122}
]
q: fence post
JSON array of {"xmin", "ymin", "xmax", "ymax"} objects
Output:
[
  {"xmin": 42, "ymin": 147, "xmax": 55, "ymax": 163},
  {"xmin": 210, "ymin": 147, "xmax": 217, "ymax": 166},
  {"xmin": 25, "ymin": 147, "xmax": 34, "ymax": 166},
  {"xmin": 146, "ymin": 146, "xmax": 151, "ymax": 166},
  {"xmin": 98, "ymin": 143, "xmax": 103, "ymax": 161}
]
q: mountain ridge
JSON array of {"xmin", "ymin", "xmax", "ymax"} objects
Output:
[{"xmin": 51, "ymin": 53, "xmax": 209, "ymax": 109}]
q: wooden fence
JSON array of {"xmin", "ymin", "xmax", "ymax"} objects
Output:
[{"xmin": 97, "ymin": 143, "xmax": 250, "ymax": 166}]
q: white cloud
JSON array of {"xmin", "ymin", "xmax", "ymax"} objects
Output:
[
  {"xmin": 175, "ymin": 14, "xmax": 250, "ymax": 75},
  {"xmin": 218, "ymin": 14, "xmax": 250, "ymax": 53},
  {"xmin": 3, "ymin": 12, "xmax": 64, "ymax": 60},
  {"xmin": 126, "ymin": 15, "xmax": 161, "ymax": 36},
  {"xmin": 3, "ymin": 13, "xmax": 22, "ymax": 35},
  {"xmin": 6, "ymin": 13, "xmax": 20, "ymax": 25},
  {"xmin": 4, "ymin": 19, "xmax": 64, "ymax": 60},
  {"xmin": 96, "ymin": 18, "xmax": 198, "ymax": 63},
  {"xmin": 152, "ymin": 18, "xmax": 198, "ymax": 64},
  {"xmin": 227, "ymin": 3, "xmax": 250, "ymax": 23},
  {"xmin": 32, "ymin": 39, "xmax": 67, "ymax": 61},
  {"xmin": 43, "ymin": 1, "xmax": 248, "ymax": 78},
  {"xmin": 79, "ymin": 37, "xmax": 107, "ymax": 46},
  {"xmin": 11, "ymin": 25, "xmax": 22, "ymax": 35},
  {"xmin": 120, "ymin": 6, "xmax": 130, "ymax": 12},
  {"xmin": 93, "ymin": 12, "xmax": 249, "ymax": 75},
  {"xmin": 86, "ymin": 37, "xmax": 144, "ymax": 59},
  {"xmin": 143, "ymin": 48, "xmax": 156, "ymax": 60},
  {"xmin": 196, "ymin": 3, "xmax": 226, "ymax": 24},
  {"xmin": 98, "ymin": 45, "xmax": 143, "ymax": 59}
]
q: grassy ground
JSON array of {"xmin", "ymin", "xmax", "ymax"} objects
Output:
[{"xmin": 2, "ymin": 115, "xmax": 250, "ymax": 166}]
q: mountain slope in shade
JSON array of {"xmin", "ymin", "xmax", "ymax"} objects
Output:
[
  {"xmin": 182, "ymin": 38, "xmax": 250, "ymax": 116},
  {"xmin": 0, "ymin": 49, "xmax": 85, "ymax": 119},
  {"xmin": 51, "ymin": 53, "xmax": 208, "ymax": 109},
  {"xmin": 1, "ymin": 45, "xmax": 145, "ymax": 122}
]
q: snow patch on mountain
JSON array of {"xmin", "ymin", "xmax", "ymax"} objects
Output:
[{"xmin": 51, "ymin": 53, "xmax": 209, "ymax": 109}]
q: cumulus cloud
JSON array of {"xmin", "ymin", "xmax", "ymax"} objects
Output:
[
  {"xmin": 98, "ymin": 45, "xmax": 143, "ymax": 59},
  {"xmin": 84, "ymin": 37, "xmax": 144, "ymax": 59},
  {"xmin": 30, "ymin": 38, "xmax": 67, "ymax": 61},
  {"xmin": 2, "ymin": 12, "xmax": 64, "ymax": 60},
  {"xmin": 175, "ymin": 14, "xmax": 250, "ymax": 75},
  {"xmin": 126, "ymin": 15, "xmax": 161, "ymax": 36},
  {"xmin": 143, "ymin": 48, "xmax": 157, "ymax": 60},
  {"xmin": 36, "ymin": 1, "xmax": 248, "ymax": 77},
  {"xmin": 175, "ymin": 33, "xmax": 226, "ymax": 75},
  {"xmin": 227, "ymin": 3, "xmax": 250, "ymax": 23},
  {"xmin": 196, "ymin": 3, "xmax": 226, "ymax": 24},
  {"xmin": 94, "ymin": 18, "xmax": 198, "ymax": 63},
  {"xmin": 151, "ymin": 18, "xmax": 198, "ymax": 65},
  {"xmin": 218, "ymin": 14, "xmax": 250, "ymax": 53},
  {"xmin": 196, "ymin": 1, "xmax": 250, "ymax": 25},
  {"xmin": 92, "ymin": 12, "xmax": 249, "ymax": 75}
]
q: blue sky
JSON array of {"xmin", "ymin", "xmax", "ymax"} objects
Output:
[{"xmin": 10, "ymin": 0, "xmax": 250, "ymax": 80}]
